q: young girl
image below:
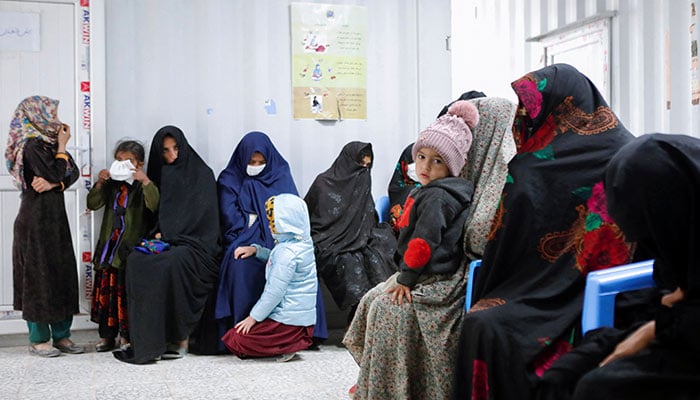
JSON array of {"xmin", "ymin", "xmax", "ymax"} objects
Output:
[
  {"xmin": 88, "ymin": 140, "xmax": 159, "ymax": 352},
  {"xmin": 222, "ymin": 193, "xmax": 317, "ymax": 362},
  {"xmin": 343, "ymin": 100, "xmax": 478, "ymax": 399}
]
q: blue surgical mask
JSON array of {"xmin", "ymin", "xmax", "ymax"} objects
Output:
[{"xmin": 247, "ymin": 164, "xmax": 266, "ymax": 176}]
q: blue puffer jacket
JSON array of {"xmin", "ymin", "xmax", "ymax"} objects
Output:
[{"xmin": 249, "ymin": 193, "xmax": 317, "ymax": 327}]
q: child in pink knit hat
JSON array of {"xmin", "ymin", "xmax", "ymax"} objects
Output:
[
  {"xmin": 388, "ymin": 99, "xmax": 479, "ymax": 298},
  {"xmin": 344, "ymin": 100, "xmax": 479, "ymax": 398}
]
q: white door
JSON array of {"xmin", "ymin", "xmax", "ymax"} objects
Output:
[{"xmin": 0, "ymin": 0, "xmax": 96, "ymax": 334}]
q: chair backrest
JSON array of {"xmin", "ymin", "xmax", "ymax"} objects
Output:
[
  {"xmin": 465, "ymin": 259, "xmax": 482, "ymax": 310},
  {"xmin": 375, "ymin": 195, "xmax": 390, "ymax": 223},
  {"xmin": 581, "ymin": 259, "xmax": 655, "ymax": 334}
]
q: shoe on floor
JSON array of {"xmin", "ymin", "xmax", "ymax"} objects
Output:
[
  {"xmin": 28, "ymin": 344, "xmax": 61, "ymax": 358},
  {"xmin": 95, "ymin": 338, "xmax": 116, "ymax": 352},
  {"xmin": 276, "ymin": 353, "xmax": 297, "ymax": 363},
  {"xmin": 53, "ymin": 339, "xmax": 85, "ymax": 354},
  {"xmin": 161, "ymin": 343, "xmax": 187, "ymax": 360}
]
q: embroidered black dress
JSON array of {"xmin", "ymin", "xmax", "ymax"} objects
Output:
[{"xmin": 455, "ymin": 64, "xmax": 635, "ymax": 400}]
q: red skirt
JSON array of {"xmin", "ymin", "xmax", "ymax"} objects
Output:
[{"xmin": 222, "ymin": 319, "xmax": 314, "ymax": 358}]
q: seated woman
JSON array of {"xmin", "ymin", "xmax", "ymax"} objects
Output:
[
  {"xmin": 304, "ymin": 142, "xmax": 397, "ymax": 317},
  {"xmin": 455, "ymin": 64, "xmax": 636, "ymax": 399},
  {"xmin": 113, "ymin": 125, "xmax": 221, "ymax": 364},
  {"xmin": 569, "ymin": 134, "xmax": 700, "ymax": 399},
  {"xmin": 344, "ymin": 98, "xmax": 517, "ymax": 399},
  {"xmin": 215, "ymin": 132, "xmax": 327, "ymax": 348}
]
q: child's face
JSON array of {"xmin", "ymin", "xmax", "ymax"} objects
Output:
[
  {"xmin": 115, "ymin": 151, "xmax": 143, "ymax": 169},
  {"xmin": 162, "ymin": 136, "xmax": 179, "ymax": 165},
  {"xmin": 414, "ymin": 147, "xmax": 450, "ymax": 185}
]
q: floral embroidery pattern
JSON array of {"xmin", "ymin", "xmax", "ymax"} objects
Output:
[
  {"xmin": 472, "ymin": 359, "xmax": 489, "ymax": 400},
  {"xmin": 538, "ymin": 181, "xmax": 632, "ymax": 272},
  {"xmin": 533, "ymin": 338, "xmax": 573, "ymax": 377},
  {"xmin": 512, "ymin": 75, "xmax": 543, "ymax": 119},
  {"xmin": 395, "ymin": 195, "xmax": 414, "ymax": 230},
  {"xmin": 519, "ymin": 115, "xmax": 557, "ymax": 154},
  {"xmin": 486, "ymin": 195, "xmax": 506, "ymax": 241},
  {"xmin": 555, "ymin": 97, "xmax": 618, "ymax": 135}
]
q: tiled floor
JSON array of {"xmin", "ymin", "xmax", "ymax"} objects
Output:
[{"xmin": 0, "ymin": 329, "xmax": 358, "ymax": 400}]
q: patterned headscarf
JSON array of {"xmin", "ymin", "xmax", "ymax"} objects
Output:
[
  {"xmin": 459, "ymin": 97, "xmax": 517, "ymax": 260},
  {"xmin": 5, "ymin": 96, "xmax": 63, "ymax": 189}
]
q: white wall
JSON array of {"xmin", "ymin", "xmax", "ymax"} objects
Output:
[
  {"xmin": 104, "ymin": 0, "xmax": 451, "ymax": 199},
  {"xmin": 452, "ymin": 0, "xmax": 700, "ymax": 138}
]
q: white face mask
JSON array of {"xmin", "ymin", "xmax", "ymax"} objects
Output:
[
  {"xmin": 247, "ymin": 164, "xmax": 266, "ymax": 176},
  {"xmin": 109, "ymin": 159, "xmax": 135, "ymax": 184},
  {"xmin": 406, "ymin": 162, "xmax": 419, "ymax": 182}
]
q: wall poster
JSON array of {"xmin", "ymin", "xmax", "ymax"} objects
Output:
[{"xmin": 290, "ymin": 2, "xmax": 366, "ymax": 120}]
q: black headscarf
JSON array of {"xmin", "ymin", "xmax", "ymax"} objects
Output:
[
  {"xmin": 147, "ymin": 125, "xmax": 221, "ymax": 259},
  {"xmin": 605, "ymin": 133, "xmax": 700, "ymax": 295},
  {"xmin": 305, "ymin": 141, "xmax": 375, "ymax": 258},
  {"xmin": 437, "ymin": 90, "xmax": 487, "ymax": 118}
]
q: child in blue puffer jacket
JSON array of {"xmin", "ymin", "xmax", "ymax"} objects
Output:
[{"xmin": 221, "ymin": 193, "xmax": 317, "ymax": 362}]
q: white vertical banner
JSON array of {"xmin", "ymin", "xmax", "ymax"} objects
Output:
[{"xmin": 77, "ymin": 0, "xmax": 94, "ymax": 306}]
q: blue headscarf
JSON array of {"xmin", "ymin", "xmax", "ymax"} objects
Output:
[
  {"xmin": 215, "ymin": 131, "xmax": 298, "ymax": 322},
  {"xmin": 217, "ymin": 131, "xmax": 298, "ymax": 248}
]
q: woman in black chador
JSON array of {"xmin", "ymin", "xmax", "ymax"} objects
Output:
[
  {"xmin": 304, "ymin": 142, "xmax": 397, "ymax": 316},
  {"xmin": 113, "ymin": 125, "xmax": 221, "ymax": 364}
]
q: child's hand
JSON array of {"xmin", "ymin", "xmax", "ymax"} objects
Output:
[
  {"xmin": 386, "ymin": 283, "xmax": 412, "ymax": 305},
  {"xmin": 132, "ymin": 168, "xmax": 150, "ymax": 185},
  {"xmin": 234, "ymin": 246, "xmax": 257, "ymax": 259},
  {"xmin": 234, "ymin": 315, "xmax": 257, "ymax": 335},
  {"xmin": 96, "ymin": 169, "xmax": 110, "ymax": 187}
]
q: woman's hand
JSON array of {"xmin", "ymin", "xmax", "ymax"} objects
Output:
[
  {"xmin": 661, "ymin": 287, "xmax": 685, "ymax": 307},
  {"xmin": 234, "ymin": 246, "xmax": 257, "ymax": 259},
  {"xmin": 57, "ymin": 124, "xmax": 70, "ymax": 152},
  {"xmin": 234, "ymin": 315, "xmax": 257, "ymax": 335},
  {"xmin": 600, "ymin": 320, "xmax": 655, "ymax": 366},
  {"xmin": 31, "ymin": 176, "xmax": 58, "ymax": 193},
  {"xmin": 386, "ymin": 283, "xmax": 412, "ymax": 305}
]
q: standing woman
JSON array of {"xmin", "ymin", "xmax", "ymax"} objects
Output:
[
  {"xmin": 6, "ymin": 96, "xmax": 82, "ymax": 357},
  {"xmin": 215, "ymin": 131, "xmax": 327, "ymax": 347},
  {"xmin": 113, "ymin": 125, "xmax": 221, "ymax": 364}
]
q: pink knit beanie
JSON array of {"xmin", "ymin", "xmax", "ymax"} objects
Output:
[{"xmin": 412, "ymin": 100, "xmax": 479, "ymax": 176}]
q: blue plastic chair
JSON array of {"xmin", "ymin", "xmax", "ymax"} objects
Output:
[
  {"xmin": 465, "ymin": 259, "xmax": 482, "ymax": 310},
  {"xmin": 375, "ymin": 195, "xmax": 390, "ymax": 223},
  {"xmin": 581, "ymin": 259, "xmax": 655, "ymax": 334}
]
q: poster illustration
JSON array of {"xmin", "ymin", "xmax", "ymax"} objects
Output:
[{"xmin": 291, "ymin": 3, "xmax": 366, "ymax": 120}]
